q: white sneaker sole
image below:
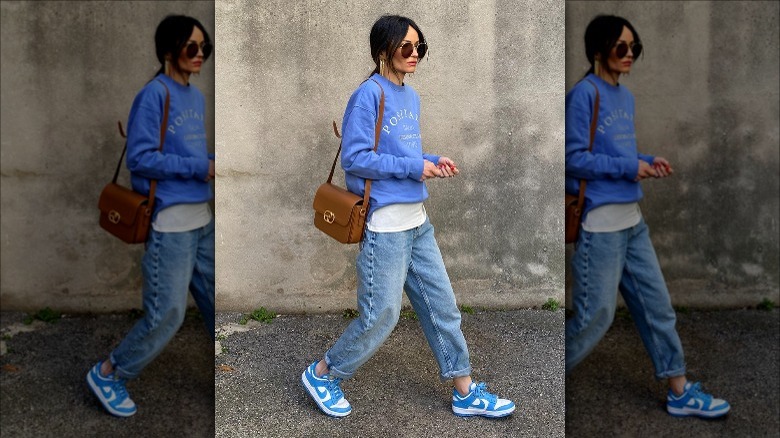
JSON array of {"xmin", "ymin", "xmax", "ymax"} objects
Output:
[
  {"xmin": 86, "ymin": 371, "xmax": 136, "ymax": 417},
  {"xmin": 452, "ymin": 404, "xmax": 516, "ymax": 418},
  {"xmin": 301, "ymin": 371, "xmax": 351, "ymax": 418},
  {"xmin": 667, "ymin": 404, "xmax": 730, "ymax": 418}
]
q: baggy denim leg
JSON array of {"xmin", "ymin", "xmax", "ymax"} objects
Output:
[
  {"xmin": 565, "ymin": 218, "xmax": 686, "ymax": 379},
  {"xmin": 325, "ymin": 218, "xmax": 472, "ymax": 381},
  {"xmin": 619, "ymin": 219, "xmax": 686, "ymax": 379},
  {"xmin": 325, "ymin": 228, "xmax": 408, "ymax": 379},
  {"xmin": 403, "ymin": 220, "xmax": 471, "ymax": 381},
  {"xmin": 110, "ymin": 221, "xmax": 214, "ymax": 379},
  {"xmin": 189, "ymin": 219, "xmax": 215, "ymax": 340},
  {"xmin": 565, "ymin": 228, "xmax": 626, "ymax": 374}
]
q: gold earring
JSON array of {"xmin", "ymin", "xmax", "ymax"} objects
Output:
[
  {"xmin": 380, "ymin": 59, "xmax": 386, "ymax": 76},
  {"xmin": 594, "ymin": 59, "xmax": 600, "ymax": 76}
]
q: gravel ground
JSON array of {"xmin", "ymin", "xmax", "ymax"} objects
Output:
[
  {"xmin": 0, "ymin": 311, "xmax": 215, "ymax": 437},
  {"xmin": 566, "ymin": 308, "xmax": 780, "ymax": 437},
  {"xmin": 4, "ymin": 307, "xmax": 772, "ymax": 437},
  {"xmin": 214, "ymin": 309, "xmax": 565, "ymax": 438}
]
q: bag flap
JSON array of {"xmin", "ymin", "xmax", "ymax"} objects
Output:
[
  {"xmin": 98, "ymin": 183, "xmax": 150, "ymax": 226},
  {"xmin": 313, "ymin": 183, "xmax": 364, "ymax": 227}
]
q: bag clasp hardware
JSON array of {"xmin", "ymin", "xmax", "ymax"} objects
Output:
[
  {"xmin": 324, "ymin": 210, "xmax": 335, "ymax": 224},
  {"xmin": 108, "ymin": 210, "xmax": 121, "ymax": 224}
]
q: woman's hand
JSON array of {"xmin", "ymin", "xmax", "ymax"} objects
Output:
[
  {"xmin": 652, "ymin": 157, "xmax": 673, "ymax": 178},
  {"xmin": 437, "ymin": 157, "xmax": 460, "ymax": 178},
  {"xmin": 421, "ymin": 159, "xmax": 444, "ymax": 181},
  {"xmin": 635, "ymin": 160, "xmax": 658, "ymax": 181}
]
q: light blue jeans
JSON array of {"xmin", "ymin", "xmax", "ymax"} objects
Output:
[
  {"xmin": 111, "ymin": 218, "xmax": 215, "ymax": 380},
  {"xmin": 565, "ymin": 218, "xmax": 686, "ymax": 379},
  {"xmin": 325, "ymin": 218, "xmax": 472, "ymax": 381}
]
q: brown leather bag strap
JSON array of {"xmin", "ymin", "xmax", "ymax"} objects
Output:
[
  {"xmin": 112, "ymin": 121, "xmax": 128, "ymax": 184},
  {"xmin": 327, "ymin": 78, "xmax": 386, "ymax": 208},
  {"xmin": 577, "ymin": 79, "xmax": 600, "ymax": 212},
  {"xmin": 147, "ymin": 79, "xmax": 171, "ymax": 214},
  {"xmin": 327, "ymin": 121, "xmax": 341, "ymax": 184}
]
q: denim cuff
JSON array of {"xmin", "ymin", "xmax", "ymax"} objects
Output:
[
  {"xmin": 323, "ymin": 352, "xmax": 355, "ymax": 380},
  {"xmin": 440, "ymin": 365, "xmax": 472, "ymax": 382},
  {"xmin": 655, "ymin": 365, "xmax": 686, "ymax": 381}
]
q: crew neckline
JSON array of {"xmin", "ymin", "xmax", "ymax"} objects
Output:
[
  {"xmin": 589, "ymin": 72, "xmax": 621, "ymax": 89},
  {"xmin": 157, "ymin": 73, "xmax": 192, "ymax": 91},
  {"xmin": 370, "ymin": 73, "xmax": 407, "ymax": 92}
]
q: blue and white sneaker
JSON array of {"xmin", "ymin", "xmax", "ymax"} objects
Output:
[
  {"xmin": 86, "ymin": 361, "xmax": 137, "ymax": 417},
  {"xmin": 452, "ymin": 382, "xmax": 515, "ymax": 418},
  {"xmin": 301, "ymin": 361, "xmax": 352, "ymax": 417},
  {"xmin": 667, "ymin": 381, "xmax": 730, "ymax": 418}
]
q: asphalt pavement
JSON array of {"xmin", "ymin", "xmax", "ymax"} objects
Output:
[
  {"xmin": 0, "ymin": 310, "xmax": 215, "ymax": 437},
  {"xmin": 566, "ymin": 308, "xmax": 780, "ymax": 437},
  {"xmin": 2, "ymin": 307, "xmax": 777, "ymax": 437},
  {"xmin": 214, "ymin": 309, "xmax": 565, "ymax": 438}
]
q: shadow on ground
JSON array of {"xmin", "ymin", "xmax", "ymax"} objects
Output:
[
  {"xmin": 566, "ymin": 308, "xmax": 780, "ymax": 437},
  {"xmin": 0, "ymin": 311, "xmax": 214, "ymax": 437},
  {"xmin": 214, "ymin": 309, "xmax": 565, "ymax": 438}
]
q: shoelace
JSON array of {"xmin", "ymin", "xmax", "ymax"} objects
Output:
[
  {"xmin": 473, "ymin": 382, "xmax": 498, "ymax": 404},
  {"xmin": 326, "ymin": 377, "xmax": 344, "ymax": 400},
  {"xmin": 687, "ymin": 382, "xmax": 712, "ymax": 404},
  {"xmin": 111, "ymin": 376, "xmax": 130, "ymax": 400}
]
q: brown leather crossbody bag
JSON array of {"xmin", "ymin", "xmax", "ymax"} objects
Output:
[
  {"xmin": 313, "ymin": 79, "xmax": 385, "ymax": 244},
  {"xmin": 98, "ymin": 79, "xmax": 170, "ymax": 244}
]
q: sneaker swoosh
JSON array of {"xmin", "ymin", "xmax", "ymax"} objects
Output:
[
  {"xmin": 685, "ymin": 398, "xmax": 704, "ymax": 409},
  {"xmin": 315, "ymin": 386, "xmax": 332, "ymax": 403},
  {"xmin": 101, "ymin": 386, "xmax": 117, "ymax": 402}
]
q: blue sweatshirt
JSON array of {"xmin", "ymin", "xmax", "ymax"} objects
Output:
[
  {"xmin": 341, "ymin": 74, "xmax": 440, "ymax": 219},
  {"xmin": 565, "ymin": 73, "xmax": 655, "ymax": 217},
  {"xmin": 126, "ymin": 74, "xmax": 212, "ymax": 219}
]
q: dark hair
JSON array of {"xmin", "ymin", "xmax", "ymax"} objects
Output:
[
  {"xmin": 154, "ymin": 15, "xmax": 211, "ymax": 76},
  {"xmin": 584, "ymin": 15, "xmax": 641, "ymax": 75},
  {"xmin": 369, "ymin": 15, "xmax": 425, "ymax": 75}
]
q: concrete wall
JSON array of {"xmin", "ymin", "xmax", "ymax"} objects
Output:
[
  {"xmin": 0, "ymin": 1, "xmax": 215, "ymax": 312},
  {"xmin": 3, "ymin": 1, "xmax": 774, "ymax": 314},
  {"xmin": 565, "ymin": 1, "xmax": 780, "ymax": 307},
  {"xmin": 215, "ymin": 0, "xmax": 566, "ymax": 312}
]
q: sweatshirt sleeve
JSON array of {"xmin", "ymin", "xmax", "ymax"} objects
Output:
[
  {"xmin": 423, "ymin": 153, "xmax": 441, "ymax": 165},
  {"xmin": 638, "ymin": 152, "xmax": 654, "ymax": 163},
  {"xmin": 341, "ymin": 104, "xmax": 423, "ymax": 181},
  {"xmin": 565, "ymin": 84, "xmax": 639, "ymax": 181},
  {"xmin": 125, "ymin": 87, "xmax": 209, "ymax": 181}
]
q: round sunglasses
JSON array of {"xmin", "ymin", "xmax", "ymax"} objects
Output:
[
  {"xmin": 184, "ymin": 41, "xmax": 213, "ymax": 59},
  {"xmin": 614, "ymin": 41, "xmax": 642, "ymax": 59},
  {"xmin": 398, "ymin": 41, "xmax": 427, "ymax": 59}
]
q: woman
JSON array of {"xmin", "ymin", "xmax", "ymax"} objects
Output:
[
  {"xmin": 564, "ymin": 15, "xmax": 729, "ymax": 418},
  {"xmin": 86, "ymin": 15, "xmax": 215, "ymax": 417},
  {"xmin": 301, "ymin": 15, "xmax": 514, "ymax": 418}
]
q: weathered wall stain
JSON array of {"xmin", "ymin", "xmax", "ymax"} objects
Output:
[
  {"xmin": 216, "ymin": 0, "xmax": 566, "ymax": 312},
  {"xmin": 1, "ymin": 1, "xmax": 215, "ymax": 312},
  {"xmin": 565, "ymin": 1, "xmax": 779, "ymax": 307}
]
